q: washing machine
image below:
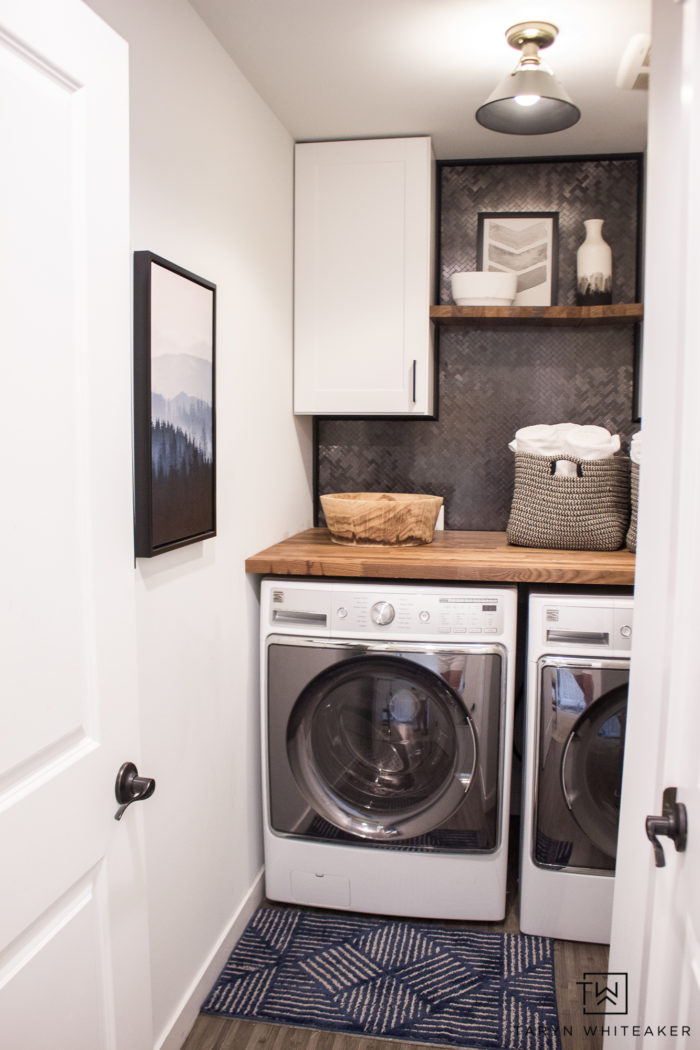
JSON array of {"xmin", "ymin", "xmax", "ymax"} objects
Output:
[
  {"xmin": 519, "ymin": 592, "xmax": 633, "ymax": 944},
  {"xmin": 260, "ymin": 578, "xmax": 518, "ymax": 921}
]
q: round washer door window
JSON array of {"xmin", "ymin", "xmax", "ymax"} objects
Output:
[
  {"xmin": 287, "ymin": 654, "xmax": 477, "ymax": 841},
  {"xmin": 561, "ymin": 683, "xmax": 628, "ymax": 858}
]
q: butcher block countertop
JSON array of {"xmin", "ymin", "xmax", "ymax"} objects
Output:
[{"xmin": 245, "ymin": 529, "xmax": 635, "ymax": 586}]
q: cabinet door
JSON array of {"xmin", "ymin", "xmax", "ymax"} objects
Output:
[{"xmin": 294, "ymin": 137, "xmax": 435, "ymax": 415}]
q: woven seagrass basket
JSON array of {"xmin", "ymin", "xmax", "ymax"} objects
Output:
[
  {"xmin": 506, "ymin": 452, "xmax": 631, "ymax": 551},
  {"xmin": 625, "ymin": 461, "xmax": 639, "ymax": 552}
]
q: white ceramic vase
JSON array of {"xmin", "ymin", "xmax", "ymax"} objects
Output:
[{"xmin": 576, "ymin": 219, "xmax": 612, "ymax": 305}]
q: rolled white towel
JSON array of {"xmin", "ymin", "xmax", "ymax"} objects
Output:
[
  {"xmin": 553, "ymin": 460, "xmax": 579, "ymax": 477},
  {"xmin": 508, "ymin": 423, "xmax": 574, "ymax": 456},
  {"xmin": 630, "ymin": 431, "xmax": 642, "ymax": 464},
  {"xmin": 509, "ymin": 422, "xmax": 620, "ymax": 460},
  {"xmin": 563, "ymin": 424, "xmax": 620, "ymax": 459}
]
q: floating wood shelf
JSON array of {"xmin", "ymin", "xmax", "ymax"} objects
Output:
[
  {"xmin": 429, "ymin": 303, "xmax": 644, "ymax": 327},
  {"xmin": 245, "ymin": 529, "xmax": 635, "ymax": 586}
]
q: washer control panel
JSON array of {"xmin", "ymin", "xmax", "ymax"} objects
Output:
[{"xmin": 331, "ymin": 591, "xmax": 504, "ymax": 637}]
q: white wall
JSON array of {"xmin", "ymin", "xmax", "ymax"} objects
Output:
[{"xmin": 83, "ymin": 0, "xmax": 312, "ymax": 1044}]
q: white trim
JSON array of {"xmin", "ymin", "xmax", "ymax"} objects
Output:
[{"xmin": 154, "ymin": 869, "xmax": 265, "ymax": 1050}]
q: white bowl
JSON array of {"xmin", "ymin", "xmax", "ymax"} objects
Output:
[{"xmin": 451, "ymin": 271, "xmax": 517, "ymax": 306}]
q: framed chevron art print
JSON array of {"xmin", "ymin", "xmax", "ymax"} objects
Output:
[{"xmin": 477, "ymin": 211, "xmax": 559, "ymax": 306}]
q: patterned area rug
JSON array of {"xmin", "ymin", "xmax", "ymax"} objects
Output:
[{"xmin": 201, "ymin": 905, "xmax": 561, "ymax": 1050}]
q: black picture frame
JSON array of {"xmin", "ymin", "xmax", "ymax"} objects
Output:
[
  {"xmin": 477, "ymin": 211, "xmax": 559, "ymax": 306},
  {"xmin": 133, "ymin": 251, "xmax": 216, "ymax": 558}
]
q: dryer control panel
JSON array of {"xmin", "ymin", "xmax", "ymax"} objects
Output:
[{"xmin": 531, "ymin": 594, "xmax": 634, "ymax": 655}]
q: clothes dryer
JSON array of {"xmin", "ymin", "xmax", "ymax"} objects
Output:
[
  {"xmin": 519, "ymin": 592, "xmax": 633, "ymax": 943},
  {"xmin": 261, "ymin": 578, "xmax": 517, "ymax": 920}
]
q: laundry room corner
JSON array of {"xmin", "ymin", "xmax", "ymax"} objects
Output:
[{"xmin": 81, "ymin": 0, "xmax": 312, "ymax": 1046}]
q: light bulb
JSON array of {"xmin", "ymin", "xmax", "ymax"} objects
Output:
[{"xmin": 514, "ymin": 95, "xmax": 541, "ymax": 107}]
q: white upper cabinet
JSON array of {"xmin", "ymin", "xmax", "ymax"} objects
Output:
[{"xmin": 294, "ymin": 136, "xmax": 435, "ymax": 415}]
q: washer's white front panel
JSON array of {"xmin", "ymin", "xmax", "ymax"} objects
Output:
[
  {"xmin": 260, "ymin": 579, "xmax": 517, "ymax": 921},
  {"xmin": 264, "ymin": 830, "xmax": 509, "ymax": 922}
]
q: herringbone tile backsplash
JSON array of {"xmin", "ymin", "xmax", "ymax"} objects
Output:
[{"xmin": 317, "ymin": 156, "xmax": 641, "ymax": 532}]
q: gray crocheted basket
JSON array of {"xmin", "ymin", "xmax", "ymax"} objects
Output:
[
  {"xmin": 625, "ymin": 461, "xmax": 639, "ymax": 552},
  {"xmin": 506, "ymin": 452, "xmax": 631, "ymax": 551}
]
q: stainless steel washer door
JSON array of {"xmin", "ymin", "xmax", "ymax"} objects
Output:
[
  {"xmin": 534, "ymin": 658, "xmax": 629, "ymax": 872},
  {"xmin": 287, "ymin": 654, "xmax": 477, "ymax": 841},
  {"xmin": 561, "ymin": 683, "xmax": 627, "ymax": 858},
  {"xmin": 266, "ymin": 637, "xmax": 506, "ymax": 851}
]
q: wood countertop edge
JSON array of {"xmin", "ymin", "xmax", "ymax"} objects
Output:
[{"xmin": 244, "ymin": 529, "xmax": 635, "ymax": 586}]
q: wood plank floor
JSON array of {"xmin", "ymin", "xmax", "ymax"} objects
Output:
[{"xmin": 182, "ymin": 822, "xmax": 608, "ymax": 1050}]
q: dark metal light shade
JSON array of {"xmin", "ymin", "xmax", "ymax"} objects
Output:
[{"xmin": 476, "ymin": 68, "xmax": 581, "ymax": 135}]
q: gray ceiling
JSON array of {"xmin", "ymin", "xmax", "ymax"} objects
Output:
[{"xmin": 190, "ymin": 0, "xmax": 650, "ymax": 159}]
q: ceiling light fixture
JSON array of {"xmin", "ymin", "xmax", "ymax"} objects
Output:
[{"xmin": 476, "ymin": 21, "xmax": 580, "ymax": 135}]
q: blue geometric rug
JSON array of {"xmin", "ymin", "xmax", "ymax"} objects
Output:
[{"xmin": 201, "ymin": 905, "xmax": 561, "ymax": 1050}]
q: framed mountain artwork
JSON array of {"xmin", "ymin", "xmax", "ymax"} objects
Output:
[{"xmin": 133, "ymin": 252, "xmax": 216, "ymax": 557}]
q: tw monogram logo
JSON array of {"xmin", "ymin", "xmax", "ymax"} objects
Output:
[{"xmin": 577, "ymin": 972, "xmax": 629, "ymax": 1015}]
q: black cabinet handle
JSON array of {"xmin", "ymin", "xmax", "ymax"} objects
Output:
[
  {"xmin": 645, "ymin": 786, "xmax": 687, "ymax": 867},
  {"xmin": 114, "ymin": 761, "xmax": 156, "ymax": 821},
  {"xmin": 411, "ymin": 360, "xmax": 417, "ymax": 403}
]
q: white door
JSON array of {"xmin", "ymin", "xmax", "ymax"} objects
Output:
[
  {"xmin": 607, "ymin": 0, "xmax": 700, "ymax": 1045},
  {"xmin": 0, "ymin": 3, "xmax": 153, "ymax": 1049}
]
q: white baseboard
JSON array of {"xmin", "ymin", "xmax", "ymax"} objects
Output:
[{"xmin": 155, "ymin": 868, "xmax": 265, "ymax": 1050}]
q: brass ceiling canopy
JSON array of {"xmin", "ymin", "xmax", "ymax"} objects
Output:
[{"xmin": 505, "ymin": 21, "xmax": 559, "ymax": 51}]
